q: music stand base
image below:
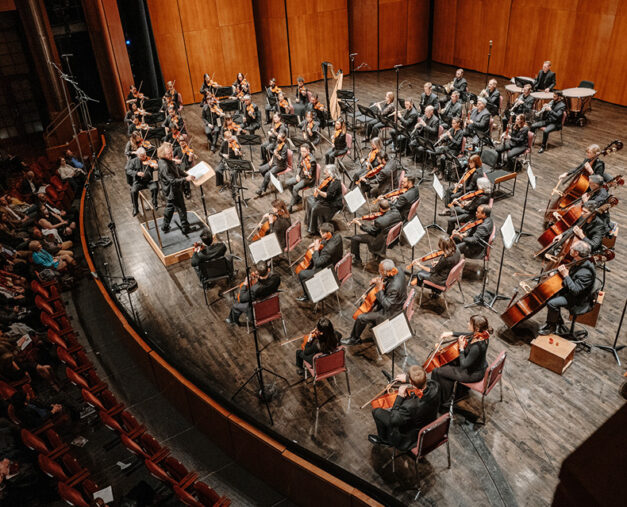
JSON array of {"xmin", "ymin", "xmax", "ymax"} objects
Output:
[
  {"xmin": 426, "ymin": 223, "xmax": 446, "ymax": 233},
  {"xmin": 231, "ymin": 366, "xmax": 288, "ymax": 422},
  {"xmin": 464, "ymin": 293, "xmax": 492, "ymax": 309},
  {"xmin": 483, "ymin": 290, "xmax": 510, "ymax": 311},
  {"xmin": 591, "ymin": 344, "xmax": 625, "ymax": 366},
  {"xmin": 89, "ymin": 237, "xmax": 113, "ymax": 248},
  {"xmin": 111, "ymin": 276, "xmax": 138, "ymax": 293},
  {"xmin": 514, "ymin": 230, "xmax": 533, "ymax": 243}
]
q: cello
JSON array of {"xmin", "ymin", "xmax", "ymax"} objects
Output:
[
  {"xmin": 292, "ymin": 240, "xmax": 324, "ymax": 275},
  {"xmin": 422, "ymin": 331, "xmax": 489, "ymax": 373},
  {"xmin": 362, "ymin": 380, "xmax": 423, "ymax": 410}
]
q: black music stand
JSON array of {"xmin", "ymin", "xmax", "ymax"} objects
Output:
[
  {"xmin": 215, "ymin": 86, "xmax": 233, "ymax": 99},
  {"xmin": 238, "ymin": 133, "xmax": 262, "ymax": 164},
  {"xmin": 514, "ymin": 170, "xmax": 534, "ymax": 243},
  {"xmin": 337, "ymin": 89, "xmax": 354, "ymax": 100},
  {"xmin": 220, "ymin": 98, "xmax": 240, "ymax": 114},
  {"xmin": 415, "ymin": 135, "xmax": 437, "ymax": 184},
  {"xmin": 592, "ymin": 297, "xmax": 626, "ymax": 366},
  {"xmin": 226, "ymin": 159, "xmax": 255, "ymax": 207}
]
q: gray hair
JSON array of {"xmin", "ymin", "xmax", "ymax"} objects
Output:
[
  {"xmin": 571, "ymin": 240, "xmax": 591, "ymax": 257},
  {"xmin": 325, "ymin": 164, "xmax": 339, "ymax": 179},
  {"xmin": 425, "ymin": 105, "xmax": 434, "ymax": 114},
  {"xmin": 478, "ymin": 98, "xmax": 487, "ymax": 105},
  {"xmin": 380, "ymin": 258, "xmax": 395, "ymax": 272},
  {"xmin": 243, "ymin": 94, "xmax": 251, "ymax": 101},
  {"xmin": 477, "ymin": 176, "xmax": 492, "ymax": 191},
  {"xmin": 589, "ymin": 174, "xmax": 603, "ymax": 185},
  {"xmin": 136, "ymin": 147, "xmax": 146, "ymax": 157},
  {"xmin": 451, "ymin": 91, "xmax": 460, "ymax": 98}
]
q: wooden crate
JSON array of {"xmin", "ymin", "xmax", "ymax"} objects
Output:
[{"xmin": 529, "ymin": 334, "xmax": 576, "ymax": 375}]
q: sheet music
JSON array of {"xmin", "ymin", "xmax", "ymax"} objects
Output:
[
  {"xmin": 344, "ymin": 186, "xmax": 366, "ymax": 214},
  {"xmin": 187, "ymin": 161, "xmax": 215, "ymax": 186},
  {"xmin": 208, "ymin": 206, "xmax": 240, "ymax": 234},
  {"xmin": 403, "ymin": 216, "xmax": 426, "ymax": 247},
  {"xmin": 501, "ymin": 214, "xmax": 515, "ymax": 250},
  {"xmin": 432, "ymin": 175, "xmax": 444, "ymax": 200},
  {"xmin": 249, "ymin": 232, "xmax": 282, "ymax": 263},
  {"xmin": 93, "ymin": 486, "xmax": 114, "ymax": 503},
  {"xmin": 373, "ymin": 313, "xmax": 413, "ymax": 355},
  {"xmin": 304, "ymin": 267, "xmax": 340, "ymax": 303},
  {"xmin": 270, "ymin": 172, "xmax": 283, "ymax": 193},
  {"xmin": 527, "ymin": 163, "xmax": 536, "ymax": 190}
]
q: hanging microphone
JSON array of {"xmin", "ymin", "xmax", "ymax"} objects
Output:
[
  {"xmin": 350, "ymin": 53, "xmax": 358, "ymax": 57},
  {"xmin": 394, "ymin": 64, "xmax": 403, "ymax": 69}
]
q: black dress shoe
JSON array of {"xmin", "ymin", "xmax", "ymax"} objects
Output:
[
  {"xmin": 161, "ymin": 225, "xmax": 171, "ymax": 233},
  {"xmin": 382, "ymin": 370, "xmax": 393, "ymax": 382},
  {"xmin": 538, "ymin": 323, "xmax": 556, "ymax": 336},
  {"xmin": 296, "ymin": 295, "xmax": 309, "ymax": 302},
  {"xmin": 132, "ymin": 208, "xmax": 139, "ymax": 217},
  {"xmin": 341, "ymin": 336, "xmax": 362, "ymax": 346},
  {"xmin": 538, "ymin": 146, "xmax": 546, "ymax": 154},
  {"xmin": 255, "ymin": 190, "xmax": 263, "ymax": 197},
  {"xmin": 556, "ymin": 324, "xmax": 570, "ymax": 336},
  {"xmin": 182, "ymin": 226, "xmax": 192, "ymax": 235},
  {"xmin": 368, "ymin": 434, "xmax": 385, "ymax": 445}
]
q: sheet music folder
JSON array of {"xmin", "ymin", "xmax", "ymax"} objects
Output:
[
  {"xmin": 249, "ymin": 232, "xmax": 282, "ymax": 263},
  {"xmin": 187, "ymin": 161, "xmax": 215, "ymax": 186},
  {"xmin": 373, "ymin": 312, "xmax": 413, "ymax": 355},
  {"xmin": 304, "ymin": 267, "xmax": 340, "ymax": 303},
  {"xmin": 208, "ymin": 206, "xmax": 240, "ymax": 234}
]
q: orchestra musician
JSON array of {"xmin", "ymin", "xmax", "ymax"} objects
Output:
[
  {"xmin": 365, "ymin": 92, "xmax": 396, "ymax": 141},
  {"xmin": 276, "ymin": 91, "xmax": 292, "ymax": 115},
  {"xmin": 127, "ymin": 84, "xmax": 145, "ymax": 103},
  {"xmin": 442, "ymin": 154, "xmax": 484, "ymax": 207},
  {"xmin": 222, "ymin": 115, "xmax": 242, "ymax": 137},
  {"xmin": 419, "ymin": 82, "xmax": 440, "ymax": 115},
  {"xmin": 349, "ymin": 199, "xmax": 402, "ymax": 269},
  {"xmin": 191, "ymin": 228, "xmax": 232, "ymax": 284},
  {"xmin": 408, "ymin": 237, "xmax": 460, "ymax": 288},
  {"xmin": 495, "ymin": 114, "xmax": 530, "ymax": 170},
  {"xmin": 294, "ymin": 76, "xmax": 309, "ymax": 118},
  {"xmin": 353, "ymin": 152, "xmax": 393, "ymax": 196},
  {"xmin": 307, "ymin": 92, "xmax": 326, "ymax": 126},
  {"xmin": 301, "ymin": 110, "xmax": 320, "ymax": 147},
  {"xmin": 200, "ymin": 73, "xmax": 216, "ymax": 97},
  {"xmin": 530, "ymin": 90, "xmax": 566, "ymax": 153},
  {"xmin": 125, "ymin": 131, "xmax": 154, "ymax": 160},
  {"xmin": 157, "ymin": 142, "xmax": 195, "ymax": 234},
  {"xmin": 582, "ymin": 175, "xmax": 610, "ymax": 209},
  {"xmin": 368, "ymin": 365, "xmax": 440, "ymax": 449},
  {"xmin": 285, "ymin": 144, "xmax": 317, "ymax": 212},
  {"xmin": 261, "ymin": 112, "xmax": 286, "ymax": 164},
  {"xmin": 501, "ymin": 83, "xmax": 534, "ymax": 130},
  {"xmin": 550, "ymin": 201, "xmax": 609, "ymax": 254},
  {"xmin": 433, "ymin": 117, "xmax": 464, "ymax": 178},
  {"xmin": 561, "ymin": 144, "xmax": 608, "ymax": 181},
  {"xmin": 464, "ymin": 98, "xmax": 491, "ymax": 143},
  {"xmin": 390, "ymin": 98, "xmax": 418, "ymax": 154},
  {"xmin": 173, "ymin": 139, "xmax": 196, "ymax": 173},
  {"xmin": 533, "ymin": 61, "xmax": 556, "ymax": 92},
  {"xmin": 162, "ymin": 80, "xmax": 181, "ymax": 112},
  {"xmin": 256, "ymin": 199, "xmax": 291, "ymax": 251},
  {"xmin": 440, "ymin": 91, "xmax": 463, "ymax": 130},
  {"xmin": 265, "ymin": 77, "xmax": 281, "ymax": 123},
  {"xmin": 324, "ymin": 118, "xmax": 348, "ymax": 164},
  {"xmin": 256, "ymin": 131, "xmax": 288, "ymax": 197},
  {"xmin": 242, "ymin": 95, "xmax": 261, "ymax": 134},
  {"xmin": 126, "ymin": 147, "xmax": 158, "ymax": 216},
  {"xmin": 295, "ymin": 318, "xmax": 341, "ymax": 375},
  {"xmin": 451, "ymin": 68, "xmax": 467, "ymax": 94},
  {"xmin": 215, "ymin": 130, "xmax": 242, "ymax": 189},
  {"xmin": 408, "ymin": 105, "xmax": 440, "ymax": 159},
  {"xmin": 342, "ymin": 259, "xmax": 406, "ymax": 346},
  {"xmin": 538, "ymin": 240, "xmax": 595, "ymax": 336},
  {"xmin": 357, "ymin": 137, "xmax": 384, "ymax": 177},
  {"xmin": 450, "ymin": 204, "xmax": 494, "ymax": 259},
  {"xmin": 305, "ymin": 164, "xmax": 343, "ymax": 236},
  {"xmin": 430, "ymin": 315, "xmax": 492, "ymax": 409},
  {"xmin": 481, "ymin": 79, "xmax": 501, "ymax": 116},
  {"xmin": 385, "ymin": 174, "xmax": 419, "ymax": 221},
  {"xmin": 232, "ymin": 72, "xmax": 250, "ymax": 100},
  {"xmin": 225, "ymin": 260, "xmax": 281, "ymax": 326},
  {"xmin": 295, "ymin": 222, "xmax": 343, "ymax": 302},
  {"xmin": 201, "ymin": 94, "xmax": 224, "ymax": 152}
]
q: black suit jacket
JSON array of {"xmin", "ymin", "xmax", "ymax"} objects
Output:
[
  {"xmin": 394, "ymin": 186, "xmax": 420, "ymax": 221},
  {"xmin": 453, "ymin": 77, "xmax": 467, "ymax": 93},
  {"xmin": 582, "ymin": 215, "xmax": 608, "ymax": 252},
  {"xmin": 191, "ymin": 243, "xmax": 227, "ymax": 267},
  {"xmin": 158, "ymin": 158, "xmax": 186, "ymax": 200},
  {"xmin": 485, "ymin": 89, "xmax": 501, "ymax": 116},
  {"xmin": 377, "ymin": 379, "xmax": 440, "ymax": 451},
  {"xmin": 534, "ymin": 70, "xmax": 556, "ymax": 91},
  {"xmin": 441, "ymin": 100, "xmax": 462, "ymax": 122},
  {"xmin": 430, "ymin": 249, "xmax": 461, "ymax": 286},
  {"xmin": 317, "ymin": 178, "xmax": 343, "ymax": 210},
  {"xmin": 238, "ymin": 273, "xmax": 281, "ymax": 303},
  {"xmin": 547, "ymin": 100, "xmax": 566, "ymax": 126},
  {"xmin": 462, "ymin": 216, "xmax": 493, "ymax": 258},
  {"xmin": 419, "ymin": 92, "xmax": 439, "ymax": 114},
  {"xmin": 375, "ymin": 269, "xmax": 407, "ymax": 316},
  {"xmin": 513, "ymin": 93, "xmax": 535, "ymax": 114},
  {"xmin": 312, "ymin": 233, "xmax": 343, "ymax": 270},
  {"xmin": 399, "ymin": 107, "xmax": 418, "ymax": 131},
  {"xmin": 509, "ymin": 125, "xmax": 530, "ymax": 147},
  {"xmin": 561, "ymin": 260, "xmax": 596, "ymax": 314},
  {"xmin": 361, "ymin": 208, "xmax": 402, "ymax": 257}
]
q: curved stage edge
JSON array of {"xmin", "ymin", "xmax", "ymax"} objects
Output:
[{"xmin": 78, "ymin": 164, "xmax": 398, "ymax": 506}]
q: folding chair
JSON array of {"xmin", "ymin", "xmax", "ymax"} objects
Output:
[{"xmin": 303, "ymin": 346, "xmax": 350, "ymax": 410}]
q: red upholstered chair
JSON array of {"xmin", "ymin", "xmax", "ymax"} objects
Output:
[
  {"xmin": 65, "ymin": 367, "xmax": 105, "ymax": 394},
  {"xmin": 284, "ymin": 221, "xmax": 302, "ymax": 269},
  {"xmin": 0, "ymin": 380, "xmax": 16, "ymax": 401},
  {"xmin": 21, "ymin": 428, "xmax": 68, "ymax": 459},
  {"xmin": 406, "ymin": 198, "xmax": 420, "ymax": 223},
  {"xmin": 35, "ymin": 294, "xmax": 65, "ymax": 316},
  {"xmin": 194, "ymin": 480, "xmax": 228, "ymax": 506},
  {"xmin": 458, "ymin": 350, "xmax": 506, "ymax": 424},
  {"xmin": 334, "ymin": 252, "xmax": 354, "ymax": 314},
  {"xmin": 46, "ymin": 329, "xmax": 81, "ymax": 352},
  {"xmin": 61, "ymin": 454, "xmax": 99, "ymax": 494},
  {"xmin": 173, "ymin": 485, "xmax": 204, "ymax": 507},
  {"xmin": 145, "ymin": 456, "xmax": 197, "ymax": 489},
  {"xmin": 31, "ymin": 279, "xmax": 61, "ymax": 302},
  {"xmin": 419, "ymin": 257, "xmax": 466, "ymax": 318},
  {"xmin": 57, "ymin": 347, "xmax": 93, "ymax": 374},
  {"xmin": 303, "ymin": 346, "xmax": 350, "ymax": 409},
  {"xmin": 38, "ymin": 454, "xmax": 95, "ymax": 495},
  {"xmin": 385, "ymin": 222, "xmax": 403, "ymax": 254},
  {"xmin": 81, "ymin": 388, "xmax": 124, "ymax": 417},
  {"xmin": 121, "ymin": 432, "xmax": 169, "ymax": 463},
  {"xmin": 58, "ymin": 481, "xmax": 90, "ymax": 507},
  {"xmin": 40, "ymin": 312, "xmax": 76, "ymax": 339},
  {"xmin": 403, "ymin": 288, "xmax": 417, "ymax": 324},
  {"xmin": 247, "ymin": 293, "xmax": 288, "ymax": 338}
]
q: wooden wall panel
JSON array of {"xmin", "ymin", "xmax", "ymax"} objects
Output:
[
  {"xmin": 406, "ymin": 0, "xmax": 430, "ymax": 65},
  {"xmin": 253, "ymin": 0, "xmax": 291, "ymax": 87},
  {"xmin": 145, "ymin": 0, "xmax": 194, "ymax": 103},
  {"xmin": 432, "ymin": 0, "xmax": 627, "ymax": 105},
  {"xmin": 147, "ymin": 0, "xmax": 260, "ymax": 104},
  {"xmin": 348, "ymin": 0, "xmax": 378, "ymax": 71},
  {"xmin": 378, "ymin": 0, "xmax": 408, "ymax": 69}
]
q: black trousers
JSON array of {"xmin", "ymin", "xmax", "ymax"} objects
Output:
[
  {"xmin": 372, "ymin": 407, "xmax": 395, "ymax": 445},
  {"xmin": 431, "ymin": 364, "xmax": 483, "ymax": 406},
  {"xmin": 258, "ymin": 163, "xmax": 283, "ymax": 192},
  {"xmin": 530, "ymin": 121, "xmax": 559, "ymax": 147},
  {"xmin": 325, "ymin": 148, "xmax": 347, "ymax": 164},
  {"xmin": 131, "ymin": 181, "xmax": 158, "ymax": 211},
  {"xmin": 350, "ymin": 310, "xmax": 385, "ymax": 340},
  {"xmin": 229, "ymin": 301, "xmax": 251, "ymax": 322},
  {"xmin": 350, "ymin": 233, "xmax": 376, "ymax": 262},
  {"xmin": 163, "ymin": 192, "xmax": 189, "ymax": 229},
  {"xmin": 305, "ymin": 197, "xmax": 337, "ymax": 233},
  {"xmin": 204, "ymin": 124, "xmax": 220, "ymax": 148},
  {"xmin": 298, "ymin": 268, "xmax": 315, "ymax": 296},
  {"xmin": 285, "ymin": 176, "xmax": 313, "ymax": 206},
  {"xmin": 244, "ymin": 121, "xmax": 260, "ymax": 134}
]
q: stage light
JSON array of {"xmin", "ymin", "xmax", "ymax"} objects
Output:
[{"xmin": 126, "ymin": 39, "xmax": 131, "ymax": 46}]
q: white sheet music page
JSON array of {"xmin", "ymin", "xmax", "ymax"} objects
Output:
[
  {"xmin": 403, "ymin": 216, "xmax": 426, "ymax": 247},
  {"xmin": 187, "ymin": 161, "xmax": 215, "ymax": 186},
  {"xmin": 432, "ymin": 175, "xmax": 445, "ymax": 200},
  {"xmin": 527, "ymin": 163, "xmax": 537, "ymax": 190},
  {"xmin": 501, "ymin": 214, "xmax": 516, "ymax": 250},
  {"xmin": 270, "ymin": 172, "xmax": 284, "ymax": 193},
  {"xmin": 344, "ymin": 186, "xmax": 366, "ymax": 214},
  {"xmin": 249, "ymin": 232, "xmax": 282, "ymax": 262},
  {"xmin": 208, "ymin": 206, "xmax": 240, "ymax": 234},
  {"xmin": 373, "ymin": 313, "xmax": 413, "ymax": 355},
  {"xmin": 305, "ymin": 267, "xmax": 339, "ymax": 303}
]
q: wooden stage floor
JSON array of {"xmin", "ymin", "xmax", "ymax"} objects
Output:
[{"xmin": 84, "ymin": 62, "xmax": 626, "ymax": 506}]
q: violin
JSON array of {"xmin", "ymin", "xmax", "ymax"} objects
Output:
[
  {"xmin": 249, "ymin": 212, "xmax": 278, "ymax": 241},
  {"xmin": 451, "ymin": 218, "xmax": 484, "ymax": 236},
  {"xmin": 300, "ymin": 155, "xmax": 313, "ymax": 179},
  {"xmin": 246, "ymin": 103, "xmax": 256, "ymax": 118},
  {"xmin": 141, "ymin": 140, "xmax": 153, "ymax": 150},
  {"xmin": 293, "ymin": 239, "xmax": 324, "ymax": 275},
  {"xmin": 270, "ymin": 84, "xmax": 281, "ymax": 95},
  {"xmin": 281, "ymin": 328, "xmax": 321, "ymax": 350},
  {"xmin": 448, "ymin": 188, "xmax": 484, "ymax": 208},
  {"xmin": 349, "ymin": 210, "xmax": 384, "ymax": 226},
  {"xmin": 373, "ymin": 187, "xmax": 407, "ymax": 205},
  {"xmin": 313, "ymin": 176, "xmax": 333, "ymax": 198},
  {"xmin": 357, "ymin": 163, "xmax": 385, "ymax": 184},
  {"xmin": 406, "ymin": 250, "xmax": 445, "ymax": 271},
  {"xmin": 368, "ymin": 380, "xmax": 423, "ymax": 410},
  {"xmin": 452, "ymin": 167, "xmax": 476, "ymax": 194},
  {"xmin": 141, "ymin": 158, "xmax": 158, "ymax": 169},
  {"xmin": 228, "ymin": 138, "xmax": 241, "ymax": 156}
]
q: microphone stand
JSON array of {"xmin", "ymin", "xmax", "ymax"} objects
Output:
[
  {"xmin": 230, "ymin": 168, "xmax": 287, "ymax": 425},
  {"xmin": 485, "ymin": 40, "xmax": 493, "ymax": 88},
  {"xmin": 592, "ymin": 297, "xmax": 626, "ymax": 366},
  {"xmin": 515, "ymin": 162, "xmax": 534, "ymax": 243},
  {"xmin": 350, "ymin": 53, "xmax": 358, "ymax": 162}
]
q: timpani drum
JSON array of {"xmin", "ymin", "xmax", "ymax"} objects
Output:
[
  {"xmin": 531, "ymin": 91, "xmax": 553, "ymax": 111},
  {"xmin": 505, "ymin": 83, "xmax": 522, "ymax": 107},
  {"xmin": 562, "ymin": 87, "xmax": 596, "ymax": 126}
]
